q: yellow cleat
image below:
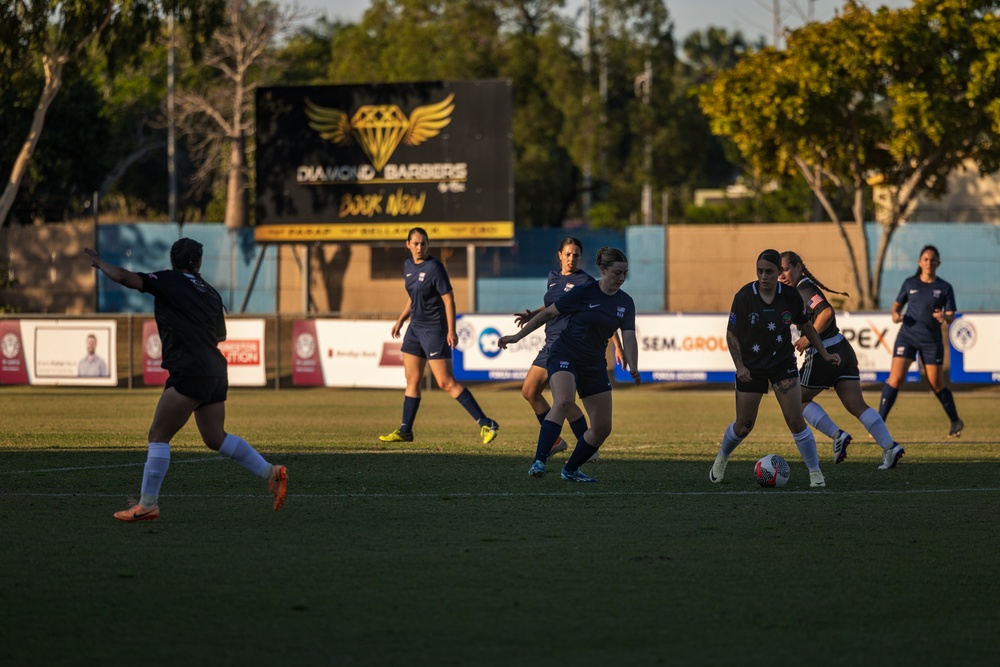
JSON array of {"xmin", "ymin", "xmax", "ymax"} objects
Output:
[
  {"xmin": 379, "ymin": 429, "xmax": 414, "ymax": 443},
  {"xmin": 481, "ymin": 421, "xmax": 499, "ymax": 444}
]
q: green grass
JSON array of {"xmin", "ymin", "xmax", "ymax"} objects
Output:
[{"xmin": 1, "ymin": 385, "xmax": 998, "ymax": 666}]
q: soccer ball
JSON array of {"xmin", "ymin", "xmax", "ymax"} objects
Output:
[{"xmin": 754, "ymin": 454, "xmax": 790, "ymax": 488}]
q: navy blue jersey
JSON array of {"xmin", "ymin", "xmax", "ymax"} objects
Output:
[
  {"xmin": 795, "ymin": 277, "xmax": 840, "ymax": 340},
  {"xmin": 550, "ymin": 281, "xmax": 635, "ymax": 366},
  {"xmin": 404, "ymin": 256, "xmax": 453, "ymax": 331},
  {"xmin": 894, "ymin": 275, "xmax": 956, "ymax": 344},
  {"xmin": 542, "ymin": 269, "xmax": 595, "ymax": 347},
  {"xmin": 728, "ymin": 281, "xmax": 808, "ymax": 372},
  {"xmin": 139, "ymin": 270, "xmax": 227, "ymax": 377}
]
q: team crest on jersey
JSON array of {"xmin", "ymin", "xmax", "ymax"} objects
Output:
[
  {"xmin": 749, "ymin": 312, "xmax": 759, "ymax": 325},
  {"xmin": 418, "ymin": 272, "xmax": 426, "ymax": 282},
  {"xmin": 616, "ymin": 306, "xmax": 626, "ymax": 318},
  {"xmin": 563, "ymin": 283, "xmax": 575, "ymax": 292},
  {"xmin": 932, "ymin": 289, "xmax": 942, "ymax": 299},
  {"xmin": 781, "ymin": 311, "xmax": 793, "ymax": 324}
]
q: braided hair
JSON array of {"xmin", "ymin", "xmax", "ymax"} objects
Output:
[{"xmin": 781, "ymin": 251, "xmax": 850, "ymax": 298}]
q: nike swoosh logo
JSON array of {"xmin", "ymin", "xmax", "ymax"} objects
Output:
[
  {"xmin": 589, "ymin": 304, "xmax": 600, "ymax": 309},
  {"xmin": 429, "ymin": 352, "xmax": 439, "ymax": 357},
  {"xmin": 548, "ymin": 283, "xmax": 557, "ymax": 288},
  {"xmin": 909, "ymin": 289, "xmax": 918, "ymax": 294},
  {"xmin": 406, "ymin": 273, "xmax": 413, "ymax": 277}
]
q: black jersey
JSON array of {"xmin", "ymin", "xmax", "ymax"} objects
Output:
[
  {"xmin": 727, "ymin": 281, "xmax": 808, "ymax": 372},
  {"xmin": 140, "ymin": 270, "xmax": 227, "ymax": 377},
  {"xmin": 551, "ymin": 281, "xmax": 636, "ymax": 366},
  {"xmin": 404, "ymin": 256, "xmax": 452, "ymax": 332},
  {"xmin": 795, "ymin": 277, "xmax": 840, "ymax": 340}
]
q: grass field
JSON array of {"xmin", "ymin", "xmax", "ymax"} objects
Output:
[{"xmin": 1, "ymin": 384, "xmax": 999, "ymax": 666}]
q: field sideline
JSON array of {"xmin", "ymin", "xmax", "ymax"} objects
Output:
[{"xmin": 1, "ymin": 385, "xmax": 998, "ymax": 666}]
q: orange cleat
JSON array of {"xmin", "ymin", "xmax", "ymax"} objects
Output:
[
  {"xmin": 268, "ymin": 465, "xmax": 288, "ymax": 511},
  {"xmin": 114, "ymin": 503, "xmax": 160, "ymax": 522},
  {"xmin": 549, "ymin": 437, "xmax": 568, "ymax": 456}
]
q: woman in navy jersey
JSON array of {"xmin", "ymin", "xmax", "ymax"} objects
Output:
[
  {"xmin": 878, "ymin": 245, "xmax": 963, "ymax": 437},
  {"xmin": 709, "ymin": 249, "xmax": 840, "ymax": 488},
  {"xmin": 498, "ymin": 246, "xmax": 639, "ymax": 483},
  {"xmin": 779, "ymin": 251, "xmax": 904, "ymax": 470},
  {"xmin": 84, "ymin": 239, "xmax": 287, "ymax": 522},
  {"xmin": 379, "ymin": 227, "xmax": 499, "ymax": 444},
  {"xmin": 513, "ymin": 237, "xmax": 623, "ymax": 462}
]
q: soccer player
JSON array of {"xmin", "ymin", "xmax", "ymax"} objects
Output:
[
  {"xmin": 878, "ymin": 245, "xmax": 963, "ymax": 437},
  {"xmin": 378, "ymin": 227, "xmax": 499, "ymax": 444},
  {"xmin": 513, "ymin": 237, "xmax": 623, "ymax": 462},
  {"xmin": 710, "ymin": 249, "xmax": 840, "ymax": 488},
  {"xmin": 498, "ymin": 246, "xmax": 640, "ymax": 483},
  {"xmin": 84, "ymin": 239, "xmax": 287, "ymax": 521},
  {"xmin": 779, "ymin": 251, "xmax": 904, "ymax": 470}
]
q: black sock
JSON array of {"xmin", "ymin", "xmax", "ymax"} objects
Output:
[
  {"xmin": 879, "ymin": 385, "xmax": 899, "ymax": 421},
  {"xmin": 564, "ymin": 437, "xmax": 599, "ymax": 472},
  {"xmin": 935, "ymin": 388, "xmax": 959, "ymax": 422}
]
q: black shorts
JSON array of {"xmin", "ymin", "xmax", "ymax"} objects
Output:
[
  {"xmin": 735, "ymin": 356, "xmax": 799, "ymax": 394},
  {"xmin": 799, "ymin": 337, "xmax": 860, "ymax": 390},
  {"xmin": 547, "ymin": 355, "xmax": 611, "ymax": 399},
  {"xmin": 401, "ymin": 326, "xmax": 452, "ymax": 360},
  {"xmin": 166, "ymin": 375, "xmax": 228, "ymax": 406}
]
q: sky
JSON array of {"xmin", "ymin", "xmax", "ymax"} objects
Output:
[{"xmin": 293, "ymin": 0, "xmax": 915, "ymax": 48}]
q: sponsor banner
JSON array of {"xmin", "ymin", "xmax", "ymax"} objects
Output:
[
  {"xmin": 255, "ymin": 80, "xmax": 514, "ymax": 243},
  {"xmin": 453, "ymin": 313, "xmax": 551, "ymax": 381},
  {"xmin": 142, "ymin": 319, "xmax": 266, "ymax": 387},
  {"xmin": 142, "ymin": 320, "xmax": 169, "ymax": 386},
  {"xmin": 611, "ymin": 313, "xmax": 919, "ymax": 384},
  {"xmin": 4, "ymin": 320, "xmax": 118, "ymax": 386},
  {"xmin": 295, "ymin": 319, "xmax": 406, "ymax": 388},
  {"xmin": 0, "ymin": 320, "xmax": 29, "ymax": 385},
  {"xmin": 949, "ymin": 314, "xmax": 1000, "ymax": 383}
]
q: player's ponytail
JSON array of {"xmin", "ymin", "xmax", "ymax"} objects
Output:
[{"xmin": 781, "ymin": 250, "xmax": 850, "ymax": 297}]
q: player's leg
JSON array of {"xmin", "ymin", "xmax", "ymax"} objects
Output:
[
  {"xmin": 710, "ymin": 386, "xmax": 763, "ymax": 483},
  {"xmin": 924, "ymin": 357, "xmax": 962, "ymax": 436},
  {"xmin": 380, "ymin": 352, "xmax": 425, "ymax": 442},
  {"xmin": 429, "ymin": 357, "xmax": 499, "ymax": 442},
  {"xmin": 879, "ymin": 355, "xmax": 913, "ymax": 421},
  {"xmin": 775, "ymin": 377, "xmax": 824, "ymax": 486},
  {"xmin": 115, "ymin": 386, "xmax": 199, "ymax": 521},
  {"xmin": 561, "ymin": 386, "xmax": 611, "ymax": 482}
]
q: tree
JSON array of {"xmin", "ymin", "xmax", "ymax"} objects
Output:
[
  {"xmin": 699, "ymin": 0, "xmax": 1000, "ymax": 307},
  {"xmin": 174, "ymin": 0, "xmax": 303, "ymax": 230},
  {"xmin": 0, "ymin": 0, "xmax": 224, "ymax": 227}
]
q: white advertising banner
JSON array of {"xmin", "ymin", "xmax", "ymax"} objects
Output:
[
  {"xmin": 453, "ymin": 313, "xmax": 548, "ymax": 381},
  {"xmin": 11, "ymin": 319, "xmax": 118, "ymax": 387},
  {"xmin": 218, "ymin": 319, "xmax": 267, "ymax": 387},
  {"xmin": 949, "ymin": 313, "xmax": 1000, "ymax": 383},
  {"xmin": 606, "ymin": 312, "xmax": 918, "ymax": 384},
  {"xmin": 293, "ymin": 319, "xmax": 407, "ymax": 388}
]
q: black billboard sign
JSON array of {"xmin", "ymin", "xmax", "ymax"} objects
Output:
[{"xmin": 254, "ymin": 80, "xmax": 513, "ymax": 243}]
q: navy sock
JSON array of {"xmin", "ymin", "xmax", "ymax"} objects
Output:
[
  {"xmin": 879, "ymin": 385, "xmax": 899, "ymax": 421},
  {"xmin": 534, "ymin": 420, "xmax": 562, "ymax": 463},
  {"xmin": 400, "ymin": 396, "xmax": 420, "ymax": 433},
  {"xmin": 935, "ymin": 388, "xmax": 959, "ymax": 422},
  {"xmin": 456, "ymin": 388, "xmax": 489, "ymax": 425},
  {"xmin": 569, "ymin": 415, "xmax": 588, "ymax": 440},
  {"xmin": 535, "ymin": 411, "xmax": 547, "ymax": 427},
  {"xmin": 564, "ymin": 437, "xmax": 599, "ymax": 472}
]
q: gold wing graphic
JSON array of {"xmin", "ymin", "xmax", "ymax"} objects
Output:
[
  {"xmin": 402, "ymin": 93, "xmax": 455, "ymax": 146},
  {"xmin": 304, "ymin": 98, "xmax": 353, "ymax": 144}
]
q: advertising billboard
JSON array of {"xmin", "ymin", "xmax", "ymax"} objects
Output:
[{"xmin": 255, "ymin": 80, "xmax": 514, "ymax": 243}]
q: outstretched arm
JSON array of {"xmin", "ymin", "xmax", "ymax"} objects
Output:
[
  {"xmin": 498, "ymin": 304, "xmax": 560, "ymax": 349},
  {"xmin": 84, "ymin": 248, "xmax": 143, "ymax": 291}
]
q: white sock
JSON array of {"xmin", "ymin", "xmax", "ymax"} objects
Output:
[
  {"xmin": 792, "ymin": 427, "xmax": 820, "ymax": 471},
  {"xmin": 803, "ymin": 401, "xmax": 840, "ymax": 439},
  {"xmin": 219, "ymin": 433, "xmax": 271, "ymax": 478},
  {"xmin": 720, "ymin": 422, "xmax": 744, "ymax": 457},
  {"xmin": 139, "ymin": 442, "xmax": 170, "ymax": 507},
  {"xmin": 859, "ymin": 408, "xmax": 894, "ymax": 450}
]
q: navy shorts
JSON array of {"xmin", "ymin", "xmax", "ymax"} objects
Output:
[
  {"xmin": 531, "ymin": 345, "xmax": 551, "ymax": 369},
  {"xmin": 799, "ymin": 338, "xmax": 860, "ymax": 390},
  {"xmin": 892, "ymin": 338, "xmax": 944, "ymax": 365},
  {"xmin": 166, "ymin": 375, "xmax": 228, "ymax": 406},
  {"xmin": 401, "ymin": 326, "xmax": 452, "ymax": 360},
  {"xmin": 735, "ymin": 355, "xmax": 799, "ymax": 394},
  {"xmin": 547, "ymin": 355, "xmax": 611, "ymax": 399}
]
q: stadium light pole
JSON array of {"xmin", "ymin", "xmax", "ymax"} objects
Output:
[{"xmin": 167, "ymin": 10, "xmax": 178, "ymax": 228}]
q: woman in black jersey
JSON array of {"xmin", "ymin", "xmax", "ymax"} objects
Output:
[
  {"xmin": 709, "ymin": 249, "xmax": 840, "ymax": 488},
  {"xmin": 779, "ymin": 251, "xmax": 904, "ymax": 471},
  {"xmin": 84, "ymin": 239, "xmax": 287, "ymax": 522},
  {"xmin": 498, "ymin": 247, "xmax": 640, "ymax": 483}
]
